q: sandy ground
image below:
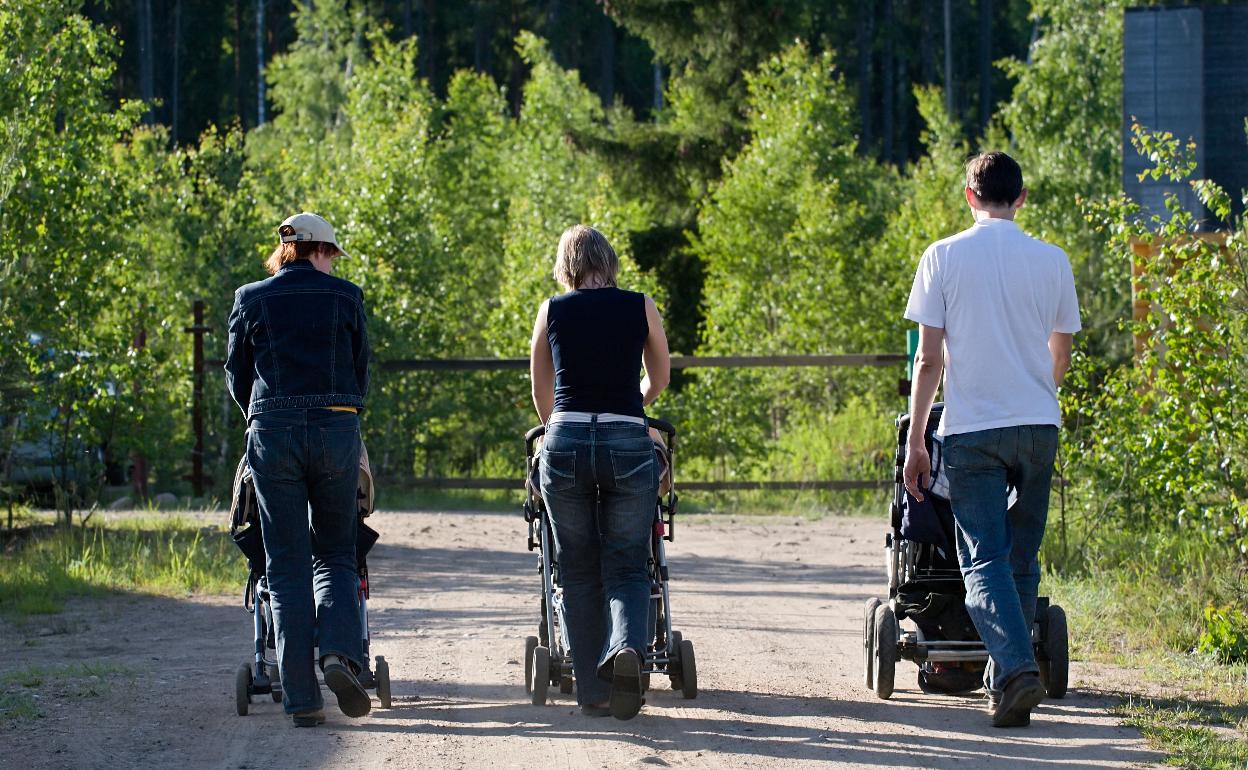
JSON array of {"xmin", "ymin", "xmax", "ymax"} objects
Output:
[{"xmin": 0, "ymin": 511, "xmax": 1162, "ymax": 770}]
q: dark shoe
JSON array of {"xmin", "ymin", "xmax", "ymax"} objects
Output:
[
  {"xmin": 291, "ymin": 710, "xmax": 326, "ymax": 727},
  {"xmin": 322, "ymin": 658, "xmax": 372, "ymax": 718},
  {"xmin": 609, "ymin": 649, "xmax": 643, "ymax": 721},
  {"xmin": 580, "ymin": 704, "xmax": 611, "ymax": 718},
  {"xmin": 991, "ymin": 672, "xmax": 1045, "ymax": 728}
]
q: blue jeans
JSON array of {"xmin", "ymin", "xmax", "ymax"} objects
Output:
[
  {"xmin": 247, "ymin": 408, "xmax": 363, "ymax": 714},
  {"xmin": 942, "ymin": 425, "xmax": 1058, "ymax": 697},
  {"xmin": 539, "ymin": 418, "xmax": 659, "ymax": 706}
]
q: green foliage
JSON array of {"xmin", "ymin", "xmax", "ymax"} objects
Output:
[
  {"xmin": 678, "ymin": 44, "xmax": 892, "ymax": 471},
  {"xmin": 1199, "ymin": 605, "xmax": 1248, "ymax": 665},
  {"xmin": 1061, "ymin": 123, "xmax": 1248, "ymax": 572}
]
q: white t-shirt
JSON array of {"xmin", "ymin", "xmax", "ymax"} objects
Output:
[{"xmin": 904, "ymin": 217, "xmax": 1081, "ymax": 437}]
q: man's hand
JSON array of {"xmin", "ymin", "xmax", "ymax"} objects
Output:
[{"xmin": 903, "ymin": 444, "xmax": 931, "ymax": 502}]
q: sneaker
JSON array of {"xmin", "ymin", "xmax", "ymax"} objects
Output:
[
  {"xmin": 322, "ymin": 657, "xmax": 372, "ymax": 718},
  {"xmin": 291, "ymin": 710, "xmax": 326, "ymax": 727},
  {"xmin": 609, "ymin": 649, "xmax": 643, "ymax": 721},
  {"xmin": 991, "ymin": 672, "xmax": 1045, "ymax": 728}
]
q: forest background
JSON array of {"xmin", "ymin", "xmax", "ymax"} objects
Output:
[{"xmin": 1, "ymin": 0, "xmax": 1246, "ymax": 675}]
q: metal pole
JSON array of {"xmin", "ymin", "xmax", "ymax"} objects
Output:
[{"xmin": 187, "ymin": 300, "xmax": 208, "ymax": 497}]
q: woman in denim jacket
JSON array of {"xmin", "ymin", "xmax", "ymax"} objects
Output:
[
  {"xmin": 224, "ymin": 212, "xmax": 372, "ymax": 727},
  {"xmin": 529, "ymin": 225, "xmax": 671, "ymax": 720}
]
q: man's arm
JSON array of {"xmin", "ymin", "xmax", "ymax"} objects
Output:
[
  {"xmin": 1049, "ymin": 332, "xmax": 1073, "ymax": 388},
  {"xmin": 903, "ymin": 323, "xmax": 945, "ymax": 502}
]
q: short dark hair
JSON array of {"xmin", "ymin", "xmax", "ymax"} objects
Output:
[{"xmin": 965, "ymin": 151, "xmax": 1023, "ymax": 207}]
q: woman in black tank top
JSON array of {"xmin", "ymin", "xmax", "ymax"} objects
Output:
[{"xmin": 529, "ymin": 225, "xmax": 670, "ymax": 720}]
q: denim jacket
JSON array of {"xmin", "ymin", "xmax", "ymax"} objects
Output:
[{"xmin": 224, "ymin": 260, "xmax": 370, "ymax": 419}]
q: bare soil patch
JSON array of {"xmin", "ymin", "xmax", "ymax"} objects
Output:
[{"xmin": 0, "ymin": 511, "xmax": 1161, "ymax": 769}]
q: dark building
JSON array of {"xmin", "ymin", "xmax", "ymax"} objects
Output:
[{"xmin": 1123, "ymin": 6, "xmax": 1248, "ymax": 227}]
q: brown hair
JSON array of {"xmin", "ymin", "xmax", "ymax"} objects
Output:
[
  {"xmin": 552, "ymin": 225, "xmax": 619, "ymax": 290},
  {"xmin": 265, "ymin": 225, "xmax": 340, "ymax": 274},
  {"xmin": 965, "ymin": 151, "xmax": 1024, "ymax": 207}
]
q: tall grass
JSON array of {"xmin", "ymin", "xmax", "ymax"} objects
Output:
[{"xmin": 0, "ymin": 517, "xmax": 245, "ymax": 616}]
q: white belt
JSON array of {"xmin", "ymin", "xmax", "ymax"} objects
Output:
[{"xmin": 548, "ymin": 411, "xmax": 645, "ymax": 426}]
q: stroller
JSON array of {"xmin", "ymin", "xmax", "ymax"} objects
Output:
[
  {"xmin": 863, "ymin": 404, "xmax": 1070, "ymax": 700},
  {"xmin": 228, "ymin": 442, "xmax": 392, "ymax": 715},
  {"xmin": 521, "ymin": 417, "xmax": 698, "ymax": 705}
]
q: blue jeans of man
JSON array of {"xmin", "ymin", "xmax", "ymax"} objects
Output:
[
  {"xmin": 942, "ymin": 424, "xmax": 1058, "ymax": 697},
  {"xmin": 247, "ymin": 408, "xmax": 363, "ymax": 714},
  {"xmin": 539, "ymin": 418, "xmax": 659, "ymax": 706}
]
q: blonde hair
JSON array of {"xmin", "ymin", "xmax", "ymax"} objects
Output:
[
  {"xmin": 553, "ymin": 225, "xmax": 619, "ymax": 290},
  {"xmin": 265, "ymin": 225, "xmax": 340, "ymax": 275}
]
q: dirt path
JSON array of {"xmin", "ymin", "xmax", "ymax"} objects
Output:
[{"xmin": 1, "ymin": 511, "xmax": 1161, "ymax": 769}]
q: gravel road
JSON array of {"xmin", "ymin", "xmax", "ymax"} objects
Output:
[{"xmin": 0, "ymin": 511, "xmax": 1161, "ymax": 769}]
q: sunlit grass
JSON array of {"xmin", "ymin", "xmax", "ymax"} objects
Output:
[
  {"xmin": 0, "ymin": 517, "xmax": 245, "ymax": 616},
  {"xmin": 1117, "ymin": 697, "xmax": 1248, "ymax": 770}
]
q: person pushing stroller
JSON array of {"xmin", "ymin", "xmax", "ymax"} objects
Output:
[
  {"xmin": 224, "ymin": 212, "xmax": 373, "ymax": 727},
  {"xmin": 902, "ymin": 153, "xmax": 1080, "ymax": 728},
  {"xmin": 528, "ymin": 224, "xmax": 671, "ymax": 720}
]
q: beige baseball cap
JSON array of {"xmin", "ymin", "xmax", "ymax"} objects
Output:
[{"xmin": 278, "ymin": 212, "xmax": 350, "ymax": 258}]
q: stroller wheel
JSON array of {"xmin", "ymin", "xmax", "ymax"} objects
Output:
[
  {"xmin": 234, "ymin": 663, "xmax": 252, "ymax": 716},
  {"xmin": 375, "ymin": 656, "xmax": 392, "ymax": 708},
  {"xmin": 863, "ymin": 597, "xmax": 881, "ymax": 690},
  {"xmin": 1039, "ymin": 604, "xmax": 1069, "ymax": 699},
  {"xmin": 872, "ymin": 604, "xmax": 897, "ymax": 700},
  {"xmin": 559, "ymin": 674, "xmax": 574, "ymax": 695},
  {"xmin": 668, "ymin": 631, "xmax": 684, "ymax": 691},
  {"xmin": 677, "ymin": 638, "xmax": 697, "ymax": 699},
  {"xmin": 530, "ymin": 646, "xmax": 551, "ymax": 706},
  {"xmin": 524, "ymin": 636, "xmax": 539, "ymax": 694}
]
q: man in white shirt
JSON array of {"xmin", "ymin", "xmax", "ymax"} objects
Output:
[{"xmin": 902, "ymin": 151, "xmax": 1080, "ymax": 728}]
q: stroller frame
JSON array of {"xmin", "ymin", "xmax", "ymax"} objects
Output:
[
  {"xmin": 863, "ymin": 404, "xmax": 1070, "ymax": 700},
  {"xmin": 229, "ymin": 454, "xmax": 392, "ymax": 716},
  {"xmin": 521, "ymin": 417, "xmax": 698, "ymax": 705}
]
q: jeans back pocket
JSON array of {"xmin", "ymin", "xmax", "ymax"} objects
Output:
[
  {"xmin": 247, "ymin": 426, "xmax": 296, "ymax": 480},
  {"xmin": 540, "ymin": 449, "xmax": 577, "ymax": 494},
  {"xmin": 609, "ymin": 449, "xmax": 657, "ymax": 494}
]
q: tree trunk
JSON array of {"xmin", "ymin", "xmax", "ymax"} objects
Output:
[
  {"xmin": 473, "ymin": 1, "xmax": 492, "ymax": 75},
  {"xmin": 943, "ymin": 0, "xmax": 954, "ymax": 119},
  {"xmin": 234, "ymin": 0, "xmax": 245, "ymax": 128},
  {"xmin": 653, "ymin": 61, "xmax": 664, "ymax": 111},
  {"xmin": 599, "ymin": 10, "xmax": 615, "ymax": 108},
  {"xmin": 920, "ymin": 0, "xmax": 936, "ymax": 84},
  {"xmin": 856, "ymin": 3, "xmax": 874, "ymax": 154},
  {"xmin": 548, "ymin": 0, "xmax": 562, "ymax": 67},
  {"xmin": 978, "ymin": 0, "xmax": 992, "ymax": 130},
  {"xmin": 403, "ymin": 0, "xmax": 413, "ymax": 38},
  {"xmin": 171, "ymin": 0, "xmax": 181, "ymax": 143},
  {"xmin": 881, "ymin": 0, "xmax": 894, "ymax": 163},
  {"xmin": 896, "ymin": 29, "xmax": 909, "ymax": 161},
  {"xmin": 137, "ymin": 0, "xmax": 155, "ymax": 125},
  {"xmin": 256, "ymin": 0, "xmax": 267, "ymax": 126},
  {"xmin": 419, "ymin": 0, "xmax": 437, "ymax": 87}
]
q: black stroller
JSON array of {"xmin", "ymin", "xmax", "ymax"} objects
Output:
[
  {"xmin": 521, "ymin": 418, "xmax": 698, "ymax": 705},
  {"xmin": 863, "ymin": 404, "xmax": 1070, "ymax": 700},
  {"xmin": 228, "ymin": 443, "xmax": 392, "ymax": 714}
]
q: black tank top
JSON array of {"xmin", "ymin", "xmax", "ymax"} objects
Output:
[{"xmin": 547, "ymin": 287, "xmax": 648, "ymax": 417}]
